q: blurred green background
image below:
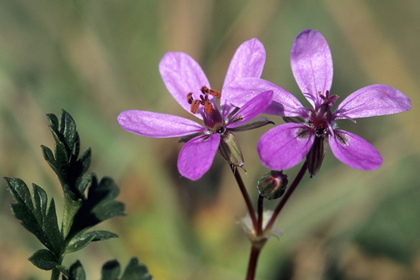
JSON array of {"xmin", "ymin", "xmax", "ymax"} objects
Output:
[{"xmin": 0, "ymin": 1, "xmax": 419, "ymax": 279}]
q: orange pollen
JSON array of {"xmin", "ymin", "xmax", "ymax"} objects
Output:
[
  {"xmin": 190, "ymin": 100, "xmax": 201, "ymax": 114},
  {"xmin": 186, "ymin": 86, "xmax": 221, "ymax": 114},
  {"xmin": 203, "ymin": 100, "xmax": 214, "ymax": 114},
  {"xmin": 209, "ymin": 89, "xmax": 221, "ymax": 98}
]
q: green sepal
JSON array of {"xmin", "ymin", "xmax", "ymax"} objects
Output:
[
  {"xmin": 65, "ymin": 230, "xmax": 118, "ymax": 254},
  {"xmin": 218, "ymin": 132, "xmax": 245, "ymax": 169},
  {"xmin": 28, "ymin": 249, "xmax": 59, "ymax": 271},
  {"xmin": 228, "ymin": 116, "xmax": 274, "ymax": 132}
]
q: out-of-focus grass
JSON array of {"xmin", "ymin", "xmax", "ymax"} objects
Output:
[{"xmin": 0, "ymin": 1, "xmax": 419, "ymax": 279}]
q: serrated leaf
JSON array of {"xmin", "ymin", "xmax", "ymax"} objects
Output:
[
  {"xmin": 44, "ymin": 111, "xmax": 92, "ymax": 199},
  {"xmin": 69, "ymin": 176, "xmax": 125, "ymax": 235},
  {"xmin": 55, "ymin": 141, "xmax": 70, "ymax": 168},
  {"xmin": 46, "ymin": 113, "xmax": 59, "ymax": 128},
  {"xmin": 79, "ymin": 148, "xmax": 91, "ymax": 177},
  {"xmin": 88, "ymin": 177, "xmax": 120, "ymax": 203},
  {"xmin": 7, "ymin": 177, "xmax": 34, "ymax": 210},
  {"xmin": 65, "ymin": 230, "xmax": 117, "ymax": 254},
  {"xmin": 75, "ymin": 172, "xmax": 93, "ymax": 198},
  {"xmin": 33, "ymin": 184, "xmax": 48, "ymax": 222},
  {"xmin": 44, "ymin": 198, "xmax": 62, "ymax": 250},
  {"xmin": 41, "ymin": 145, "xmax": 55, "ymax": 164},
  {"xmin": 101, "ymin": 260, "xmax": 120, "ymax": 280},
  {"xmin": 6, "ymin": 178, "xmax": 61, "ymax": 252},
  {"xmin": 68, "ymin": 260, "xmax": 85, "ymax": 280},
  {"xmin": 60, "ymin": 111, "xmax": 79, "ymax": 157},
  {"xmin": 28, "ymin": 249, "xmax": 58, "ymax": 270},
  {"xmin": 92, "ymin": 200, "xmax": 125, "ymax": 222},
  {"xmin": 121, "ymin": 258, "xmax": 152, "ymax": 280}
]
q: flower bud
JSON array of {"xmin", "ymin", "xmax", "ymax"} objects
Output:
[{"xmin": 257, "ymin": 170, "xmax": 288, "ymax": 200}]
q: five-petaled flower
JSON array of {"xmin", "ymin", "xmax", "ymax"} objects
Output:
[
  {"xmin": 226, "ymin": 29, "xmax": 411, "ymax": 175},
  {"xmin": 118, "ymin": 39, "xmax": 273, "ymax": 180}
]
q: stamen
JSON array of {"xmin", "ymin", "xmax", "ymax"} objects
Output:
[
  {"xmin": 203, "ymin": 99, "xmax": 214, "ymax": 115},
  {"xmin": 208, "ymin": 89, "xmax": 221, "ymax": 98},
  {"xmin": 186, "ymin": 92, "xmax": 194, "ymax": 104},
  {"xmin": 188, "ymin": 86, "xmax": 221, "ymax": 114},
  {"xmin": 200, "ymin": 86, "xmax": 209, "ymax": 94},
  {"xmin": 201, "ymin": 86, "xmax": 221, "ymax": 98},
  {"xmin": 190, "ymin": 100, "xmax": 201, "ymax": 114}
]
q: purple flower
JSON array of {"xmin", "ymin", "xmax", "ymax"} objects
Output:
[
  {"xmin": 227, "ymin": 29, "xmax": 411, "ymax": 175},
  {"xmin": 118, "ymin": 39, "xmax": 273, "ymax": 180}
]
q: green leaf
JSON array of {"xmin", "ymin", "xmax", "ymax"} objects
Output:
[
  {"xmin": 28, "ymin": 249, "xmax": 58, "ymax": 270},
  {"xmin": 75, "ymin": 172, "xmax": 94, "ymax": 199},
  {"xmin": 79, "ymin": 148, "xmax": 92, "ymax": 178},
  {"xmin": 101, "ymin": 260, "xmax": 120, "ymax": 280},
  {"xmin": 61, "ymin": 110, "xmax": 79, "ymax": 154},
  {"xmin": 44, "ymin": 198, "xmax": 62, "ymax": 251},
  {"xmin": 68, "ymin": 260, "xmax": 85, "ymax": 280},
  {"xmin": 7, "ymin": 177, "xmax": 33, "ymax": 209},
  {"xmin": 46, "ymin": 113, "xmax": 59, "ymax": 129},
  {"xmin": 6, "ymin": 178, "xmax": 61, "ymax": 253},
  {"xmin": 65, "ymin": 230, "xmax": 117, "ymax": 254},
  {"xmin": 88, "ymin": 177, "xmax": 121, "ymax": 203},
  {"xmin": 41, "ymin": 145, "xmax": 55, "ymax": 164},
  {"xmin": 62, "ymin": 192, "xmax": 83, "ymax": 239},
  {"xmin": 44, "ymin": 111, "xmax": 90, "ymax": 196},
  {"xmin": 69, "ymin": 176, "xmax": 125, "ymax": 236},
  {"xmin": 121, "ymin": 258, "xmax": 152, "ymax": 280}
]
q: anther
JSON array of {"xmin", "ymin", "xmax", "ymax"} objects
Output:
[
  {"xmin": 201, "ymin": 86, "xmax": 209, "ymax": 94},
  {"xmin": 186, "ymin": 92, "xmax": 194, "ymax": 104},
  {"xmin": 203, "ymin": 99, "xmax": 214, "ymax": 115},
  {"xmin": 201, "ymin": 86, "xmax": 221, "ymax": 99},
  {"xmin": 190, "ymin": 100, "xmax": 201, "ymax": 114},
  {"xmin": 208, "ymin": 89, "xmax": 221, "ymax": 98}
]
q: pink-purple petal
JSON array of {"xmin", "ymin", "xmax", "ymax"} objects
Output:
[
  {"xmin": 159, "ymin": 52, "xmax": 210, "ymax": 116},
  {"xmin": 258, "ymin": 123, "xmax": 314, "ymax": 170},
  {"xmin": 334, "ymin": 84, "xmax": 412, "ymax": 120},
  {"xmin": 291, "ymin": 29, "xmax": 333, "ymax": 108},
  {"xmin": 222, "ymin": 38, "xmax": 265, "ymax": 87},
  {"xmin": 226, "ymin": 90, "xmax": 272, "ymax": 128},
  {"xmin": 225, "ymin": 78, "xmax": 305, "ymax": 117},
  {"xmin": 177, "ymin": 133, "xmax": 220, "ymax": 180},
  {"xmin": 117, "ymin": 110, "xmax": 205, "ymax": 138},
  {"xmin": 329, "ymin": 130, "xmax": 383, "ymax": 170}
]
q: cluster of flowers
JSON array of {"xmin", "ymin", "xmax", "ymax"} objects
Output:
[{"xmin": 118, "ymin": 29, "xmax": 411, "ymax": 180}]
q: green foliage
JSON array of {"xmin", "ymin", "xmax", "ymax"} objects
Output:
[
  {"xmin": 5, "ymin": 110, "xmax": 150, "ymax": 279},
  {"xmin": 62, "ymin": 258, "xmax": 152, "ymax": 280},
  {"xmin": 6, "ymin": 178, "xmax": 61, "ymax": 254}
]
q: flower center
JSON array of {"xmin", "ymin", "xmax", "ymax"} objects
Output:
[
  {"xmin": 187, "ymin": 86, "xmax": 221, "ymax": 114},
  {"xmin": 308, "ymin": 91, "xmax": 338, "ymax": 138},
  {"xmin": 186, "ymin": 86, "xmax": 224, "ymax": 132}
]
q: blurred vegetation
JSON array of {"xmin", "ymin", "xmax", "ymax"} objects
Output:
[{"xmin": 0, "ymin": 1, "xmax": 419, "ymax": 279}]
